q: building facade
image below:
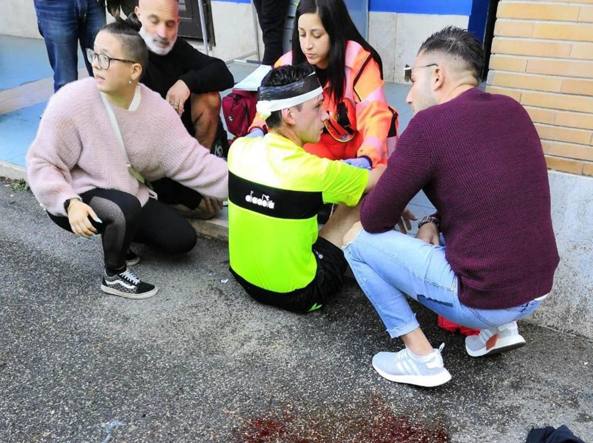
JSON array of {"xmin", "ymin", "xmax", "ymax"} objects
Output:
[
  {"xmin": 0, "ymin": 0, "xmax": 474, "ymax": 82},
  {"xmin": 487, "ymin": 0, "xmax": 593, "ymax": 337}
]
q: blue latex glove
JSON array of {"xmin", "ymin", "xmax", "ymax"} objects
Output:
[
  {"xmin": 245, "ymin": 128, "xmax": 265, "ymax": 138},
  {"xmin": 342, "ymin": 157, "xmax": 372, "ymax": 170}
]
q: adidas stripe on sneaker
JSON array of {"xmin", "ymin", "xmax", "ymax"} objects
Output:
[
  {"xmin": 465, "ymin": 321, "xmax": 526, "ymax": 357},
  {"xmin": 372, "ymin": 343, "xmax": 452, "ymax": 387}
]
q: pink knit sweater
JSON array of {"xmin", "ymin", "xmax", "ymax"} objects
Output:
[{"xmin": 27, "ymin": 77, "xmax": 228, "ymax": 216}]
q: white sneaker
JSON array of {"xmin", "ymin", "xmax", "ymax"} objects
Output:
[
  {"xmin": 372, "ymin": 343, "xmax": 452, "ymax": 387},
  {"xmin": 465, "ymin": 321, "xmax": 526, "ymax": 357}
]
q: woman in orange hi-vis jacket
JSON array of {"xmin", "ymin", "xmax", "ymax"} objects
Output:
[{"xmin": 249, "ymin": 0, "xmax": 398, "ymax": 169}]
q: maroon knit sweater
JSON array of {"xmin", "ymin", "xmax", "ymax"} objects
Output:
[{"xmin": 361, "ymin": 88, "xmax": 559, "ymax": 309}]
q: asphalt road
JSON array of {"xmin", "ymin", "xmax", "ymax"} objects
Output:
[{"xmin": 1, "ymin": 181, "xmax": 592, "ymax": 443}]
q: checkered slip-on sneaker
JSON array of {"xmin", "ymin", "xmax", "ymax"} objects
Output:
[{"xmin": 101, "ymin": 269, "xmax": 158, "ymax": 300}]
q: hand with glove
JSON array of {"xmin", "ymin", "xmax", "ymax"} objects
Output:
[
  {"xmin": 245, "ymin": 128, "xmax": 265, "ymax": 138},
  {"xmin": 342, "ymin": 156, "xmax": 372, "ymax": 170}
]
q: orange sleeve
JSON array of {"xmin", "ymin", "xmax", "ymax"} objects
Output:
[{"xmin": 353, "ymin": 58, "xmax": 397, "ymax": 166}]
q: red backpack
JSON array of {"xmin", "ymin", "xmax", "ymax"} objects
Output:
[{"xmin": 222, "ymin": 89, "xmax": 258, "ymax": 138}]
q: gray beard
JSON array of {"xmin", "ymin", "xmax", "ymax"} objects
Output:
[{"xmin": 139, "ymin": 26, "xmax": 176, "ymax": 55}]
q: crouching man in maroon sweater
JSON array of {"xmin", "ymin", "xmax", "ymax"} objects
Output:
[{"xmin": 343, "ymin": 27, "xmax": 559, "ymax": 387}]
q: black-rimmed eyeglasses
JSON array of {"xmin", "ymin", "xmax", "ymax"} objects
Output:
[
  {"xmin": 86, "ymin": 48, "xmax": 136, "ymax": 70},
  {"xmin": 404, "ymin": 63, "xmax": 438, "ymax": 82}
]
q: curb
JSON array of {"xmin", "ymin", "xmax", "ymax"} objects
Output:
[
  {"xmin": 189, "ymin": 216, "xmax": 229, "ymax": 242},
  {"xmin": 0, "ymin": 161, "xmax": 229, "ymax": 242},
  {"xmin": 0, "ymin": 161, "xmax": 26, "ymax": 181}
]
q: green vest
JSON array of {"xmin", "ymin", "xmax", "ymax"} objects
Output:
[{"xmin": 228, "ymin": 132, "xmax": 368, "ymax": 293}]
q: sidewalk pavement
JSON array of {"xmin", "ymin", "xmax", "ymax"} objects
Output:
[{"xmin": 1, "ymin": 182, "xmax": 592, "ymax": 442}]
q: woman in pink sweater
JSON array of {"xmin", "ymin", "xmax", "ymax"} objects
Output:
[{"xmin": 26, "ymin": 23, "xmax": 228, "ymax": 299}]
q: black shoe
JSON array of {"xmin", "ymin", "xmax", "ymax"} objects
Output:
[
  {"xmin": 101, "ymin": 269, "xmax": 158, "ymax": 299},
  {"xmin": 212, "ymin": 120, "xmax": 230, "ymax": 159},
  {"xmin": 125, "ymin": 249, "xmax": 140, "ymax": 266}
]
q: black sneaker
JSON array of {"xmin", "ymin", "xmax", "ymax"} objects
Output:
[
  {"xmin": 125, "ymin": 249, "xmax": 140, "ymax": 266},
  {"xmin": 212, "ymin": 120, "xmax": 230, "ymax": 159},
  {"xmin": 101, "ymin": 269, "xmax": 158, "ymax": 299}
]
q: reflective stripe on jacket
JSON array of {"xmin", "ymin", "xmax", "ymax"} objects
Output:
[{"xmin": 255, "ymin": 40, "xmax": 397, "ymax": 166}]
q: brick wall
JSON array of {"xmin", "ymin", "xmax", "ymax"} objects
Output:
[{"xmin": 486, "ymin": 0, "xmax": 593, "ymax": 176}]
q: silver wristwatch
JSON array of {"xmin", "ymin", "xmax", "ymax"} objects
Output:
[{"xmin": 417, "ymin": 215, "xmax": 440, "ymax": 229}]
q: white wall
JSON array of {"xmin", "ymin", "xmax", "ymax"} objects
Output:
[
  {"xmin": 369, "ymin": 12, "xmax": 469, "ymax": 83},
  {"xmin": 209, "ymin": 1, "xmax": 261, "ymax": 61},
  {"xmin": 0, "ymin": 0, "xmax": 40, "ymax": 39},
  {"xmin": 533, "ymin": 171, "xmax": 593, "ymax": 338}
]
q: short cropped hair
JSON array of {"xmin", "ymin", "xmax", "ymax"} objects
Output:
[
  {"xmin": 419, "ymin": 26, "xmax": 484, "ymax": 81},
  {"xmin": 259, "ymin": 64, "xmax": 314, "ymax": 129},
  {"xmin": 101, "ymin": 22, "xmax": 148, "ymax": 70}
]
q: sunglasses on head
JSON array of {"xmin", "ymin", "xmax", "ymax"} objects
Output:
[{"xmin": 404, "ymin": 63, "xmax": 438, "ymax": 82}]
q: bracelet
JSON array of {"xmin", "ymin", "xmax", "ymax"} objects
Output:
[
  {"xmin": 417, "ymin": 215, "xmax": 440, "ymax": 229},
  {"xmin": 64, "ymin": 197, "xmax": 81, "ymax": 214}
]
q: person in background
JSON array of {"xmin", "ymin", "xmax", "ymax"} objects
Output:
[
  {"xmin": 249, "ymin": 0, "xmax": 398, "ymax": 170},
  {"xmin": 133, "ymin": 0, "xmax": 234, "ymax": 219},
  {"xmin": 26, "ymin": 23, "xmax": 228, "ymax": 299},
  {"xmin": 343, "ymin": 27, "xmax": 559, "ymax": 387},
  {"xmin": 253, "ymin": 0, "xmax": 291, "ymax": 65},
  {"xmin": 34, "ymin": 0, "xmax": 106, "ymax": 91}
]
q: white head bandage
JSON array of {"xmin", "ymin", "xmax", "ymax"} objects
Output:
[
  {"xmin": 256, "ymin": 71, "xmax": 323, "ymax": 120},
  {"xmin": 256, "ymin": 87, "xmax": 323, "ymax": 119}
]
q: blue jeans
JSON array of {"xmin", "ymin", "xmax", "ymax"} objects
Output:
[
  {"xmin": 344, "ymin": 230, "xmax": 543, "ymax": 338},
  {"xmin": 34, "ymin": 0, "xmax": 106, "ymax": 91}
]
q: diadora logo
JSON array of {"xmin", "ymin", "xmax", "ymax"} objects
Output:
[{"xmin": 245, "ymin": 191, "xmax": 275, "ymax": 209}]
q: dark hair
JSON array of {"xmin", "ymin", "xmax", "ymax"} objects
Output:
[
  {"xmin": 100, "ymin": 21, "xmax": 148, "ymax": 70},
  {"xmin": 418, "ymin": 26, "xmax": 484, "ymax": 81},
  {"xmin": 106, "ymin": 0, "xmax": 140, "ymax": 21},
  {"xmin": 292, "ymin": 0, "xmax": 382, "ymax": 104},
  {"xmin": 260, "ymin": 64, "xmax": 314, "ymax": 129}
]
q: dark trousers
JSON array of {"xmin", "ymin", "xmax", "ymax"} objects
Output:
[
  {"xmin": 49, "ymin": 188, "xmax": 197, "ymax": 272},
  {"xmin": 231, "ymin": 237, "xmax": 348, "ymax": 314},
  {"xmin": 151, "ymin": 178, "xmax": 203, "ymax": 210},
  {"xmin": 253, "ymin": 0, "xmax": 290, "ymax": 65}
]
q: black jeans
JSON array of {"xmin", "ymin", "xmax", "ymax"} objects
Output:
[
  {"xmin": 253, "ymin": 0, "xmax": 290, "ymax": 65},
  {"xmin": 49, "ymin": 188, "xmax": 197, "ymax": 272}
]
